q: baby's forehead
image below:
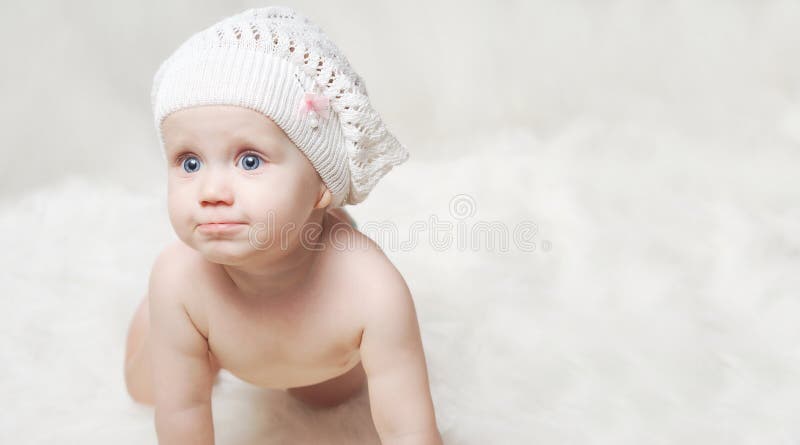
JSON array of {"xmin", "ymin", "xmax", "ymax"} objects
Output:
[{"xmin": 163, "ymin": 106, "xmax": 292, "ymax": 150}]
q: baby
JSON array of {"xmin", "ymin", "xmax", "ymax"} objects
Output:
[{"xmin": 123, "ymin": 6, "xmax": 443, "ymax": 445}]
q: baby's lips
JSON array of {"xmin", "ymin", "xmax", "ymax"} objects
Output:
[{"xmin": 196, "ymin": 222, "xmax": 249, "ymax": 235}]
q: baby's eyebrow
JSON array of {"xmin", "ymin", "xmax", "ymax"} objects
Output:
[
  {"xmin": 163, "ymin": 143, "xmax": 186, "ymax": 159},
  {"xmin": 164, "ymin": 135, "xmax": 195, "ymax": 153},
  {"xmin": 230, "ymin": 133, "xmax": 285, "ymax": 155},
  {"xmin": 163, "ymin": 132, "xmax": 286, "ymax": 160}
]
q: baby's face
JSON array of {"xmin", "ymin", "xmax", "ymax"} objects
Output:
[{"xmin": 161, "ymin": 105, "xmax": 327, "ymax": 264}]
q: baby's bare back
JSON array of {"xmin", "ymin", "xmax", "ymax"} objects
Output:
[{"xmin": 165, "ymin": 216, "xmax": 376, "ymax": 389}]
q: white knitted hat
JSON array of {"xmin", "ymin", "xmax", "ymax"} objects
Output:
[{"xmin": 151, "ymin": 6, "xmax": 409, "ymax": 207}]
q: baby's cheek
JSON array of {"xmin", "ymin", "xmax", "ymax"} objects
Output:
[
  {"xmin": 243, "ymin": 199, "xmax": 298, "ymax": 245},
  {"xmin": 166, "ymin": 193, "xmax": 193, "ymax": 234}
]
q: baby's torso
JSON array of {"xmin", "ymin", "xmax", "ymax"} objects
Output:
[
  {"xmin": 203, "ymin": 281, "xmax": 363, "ymax": 389},
  {"xmin": 179, "ymin": 224, "xmax": 367, "ymax": 389}
]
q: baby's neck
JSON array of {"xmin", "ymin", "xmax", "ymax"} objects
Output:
[{"xmin": 221, "ymin": 209, "xmax": 331, "ymax": 301}]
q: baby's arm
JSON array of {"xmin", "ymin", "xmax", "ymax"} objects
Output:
[
  {"xmin": 148, "ymin": 247, "xmax": 216, "ymax": 444},
  {"xmin": 360, "ymin": 264, "xmax": 444, "ymax": 445}
]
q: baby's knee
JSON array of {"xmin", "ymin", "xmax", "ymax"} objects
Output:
[
  {"xmin": 124, "ymin": 347, "xmax": 154, "ymax": 405},
  {"xmin": 125, "ymin": 295, "xmax": 150, "ymax": 363}
]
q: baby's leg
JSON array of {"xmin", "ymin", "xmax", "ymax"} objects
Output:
[{"xmin": 124, "ymin": 294, "xmax": 221, "ymax": 405}]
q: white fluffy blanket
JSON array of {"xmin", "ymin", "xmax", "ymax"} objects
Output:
[
  {"xmin": 3, "ymin": 1, "xmax": 800, "ymax": 443},
  {"xmin": 2, "ymin": 122, "xmax": 799, "ymax": 443}
]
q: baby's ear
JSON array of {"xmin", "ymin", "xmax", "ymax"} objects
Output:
[{"xmin": 314, "ymin": 186, "xmax": 332, "ymax": 209}]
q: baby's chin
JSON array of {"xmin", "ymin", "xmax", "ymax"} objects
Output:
[
  {"xmin": 185, "ymin": 235, "xmax": 262, "ymax": 266},
  {"xmin": 197, "ymin": 246, "xmax": 250, "ymax": 266},
  {"xmin": 192, "ymin": 233, "xmax": 318, "ymax": 267}
]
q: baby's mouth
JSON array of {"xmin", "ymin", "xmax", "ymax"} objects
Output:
[{"xmin": 196, "ymin": 222, "xmax": 248, "ymax": 235}]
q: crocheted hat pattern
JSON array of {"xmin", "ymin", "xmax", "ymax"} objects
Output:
[{"xmin": 151, "ymin": 6, "xmax": 409, "ymax": 207}]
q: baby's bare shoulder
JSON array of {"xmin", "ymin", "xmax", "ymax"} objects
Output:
[
  {"xmin": 332, "ymin": 229, "xmax": 411, "ymax": 308},
  {"xmin": 147, "ymin": 240, "xmax": 213, "ymax": 306},
  {"xmin": 150, "ymin": 240, "xmax": 205, "ymax": 282},
  {"xmin": 335, "ymin": 232, "xmax": 422, "ymax": 359},
  {"xmin": 148, "ymin": 240, "xmax": 215, "ymax": 335}
]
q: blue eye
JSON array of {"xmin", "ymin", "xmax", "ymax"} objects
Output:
[
  {"xmin": 238, "ymin": 154, "xmax": 262, "ymax": 171},
  {"xmin": 182, "ymin": 156, "xmax": 201, "ymax": 173}
]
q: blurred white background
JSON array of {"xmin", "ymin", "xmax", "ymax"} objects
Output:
[{"xmin": 1, "ymin": 0, "xmax": 800, "ymax": 444}]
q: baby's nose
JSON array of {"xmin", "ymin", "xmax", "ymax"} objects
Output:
[{"xmin": 199, "ymin": 169, "xmax": 234, "ymax": 206}]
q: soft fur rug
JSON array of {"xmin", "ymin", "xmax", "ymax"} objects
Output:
[
  {"xmin": 2, "ymin": 120, "xmax": 799, "ymax": 443},
  {"xmin": 4, "ymin": 1, "xmax": 800, "ymax": 442}
]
